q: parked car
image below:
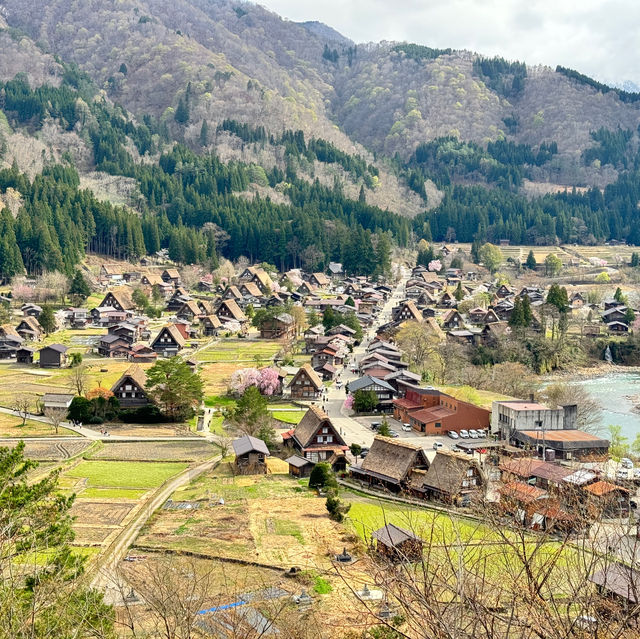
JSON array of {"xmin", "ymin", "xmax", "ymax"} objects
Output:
[
  {"xmin": 469, "ymin": 429, "xmax": 479, "ymax": 438},
  {"xmin": 433, "ymin": 441, "xmax": 444, "ymax": 450},
  {"xmin": 616, "ymin": 469, "xmax": 630, "ymax": 480},
  {"xmin": 464, "ymin": 448, "xmax": 474, "ymax": 455},
  {"xmin": 370, "ymin": 422, "xmax": 381, "ymax": 431},
  {"xmin": 476, "ymin": 429, "xmax": 486, "ymax": 438},
  {"xmin": 388, "ymin": 430, "xmax": 399, "ymax": 438},
  {"xmin": 634, "ymin": 468, "xmax": 640, "ymax": 479},
  {"xmin": 360, "ymin": 447, "xmax": 369, "ymax": 458},
  {"xmin": 621, "ymin": 458, "xmax": 634, "ymax": 469},
  {"xmin": 447, "ymin": 431, "xmax": 459, "ymax": 439},
  {"xmin": 459, "ymin": 429, "xmax": 470, "ymax": 438},
  {"xmin": 402, "ymin": 423, "xmax": 412, "ymax": 432}
]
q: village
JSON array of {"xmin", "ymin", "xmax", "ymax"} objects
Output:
[{"xmin": 3, "ymin": 242, "xmax": 640, "ymax": 636}]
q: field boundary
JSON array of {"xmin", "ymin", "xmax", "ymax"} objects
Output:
[{"xmin": 131, "ymin": 545, "xmax": 287, "ymax": 572}]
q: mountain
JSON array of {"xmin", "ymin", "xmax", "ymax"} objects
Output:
[{"xmin": 0, "ymin": 0, "xmax": 639, "ymax": 280}]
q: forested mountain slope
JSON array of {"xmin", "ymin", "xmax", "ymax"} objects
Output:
[{"xmin": 0, "ymin": 0, "xmax": 639, "ymax": 277}]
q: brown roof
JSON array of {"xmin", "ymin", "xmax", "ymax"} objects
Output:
[
  {"xmin": 224, "ymin": 285, "xmax": 242, "ymax": 299},
  {"xmin": 499, "ymin": 481, "xmax": 547, "ymax": 504},
  {"xmin": 288, "ymin": 363, "xmax": 323, "ymax": 391},
  {"xmin": 253, "ymin": 269, "xmax": 274, "ymax": 289},
  {"xmin": 292, "ymin": 405, "xmax": 345, "ymax": 449},
  {"xmin": 241, "ymin": 282, "xmax": 263, "ymax": 297},
  {"xmin": 583, "ymin": 481, "xmax": 629, "ymax": 496},
  {"xmin": 217, "ymin": 299, "xmax": 247, "ymax": 322},
  {"xmin": 419, "ymin": 450, "xmax": 483, "ymax": 496},
  {"xmin": 163, "ymin": 268, "xmax": 180, "ymax": 279},
  {"xmin": 179, "ymin": 300, "xmax": 201, "ymax": 316},
  {"xmin": 110, "ymin": 364, "xmax": 147, "ymax": 393},
  {"xmin": 0, "ymin": 324, "xmax": 20, "ymax": 338},
  {"xmin": 520, "ymin": 429, "xmax": 603, "ymax": 443},
  {"xmin": 152, "ymin": 324, "xmax": 186, "ymax": 347},
  {"xmin": 105, "ymin": 287, "xmax": 135, "ymax": 310},
  {"xmin": 143, "ymin": 273, "xmax": 164, "ymax": 286},
  {"xmin": 360, "ymin": 436, "xmax": 429, "ymax": 485},
  {"xmin": 312, "ymin": 272, "xmax": 331, "ymax": 286},
  {"xmin": 18, "ymin": 316, "xmax": 42, "ymax": 333},
  {"xmin": 409, "ymin": 406, "xmax": 456, "ymax": 425},
  {"xmin": 202, "ymin": 314, "xmax": 222, "ymax": 328},
  {"xmin": 500, "ymin": 458, "xmax": 548, "ymax": 478}
]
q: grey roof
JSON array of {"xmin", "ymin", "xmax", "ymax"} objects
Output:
[
  {"xmin": 371, "ymin": 523, "xmax": 421, "ymax": 547},
  {"xmin": 348, "ymin": 375, "xmax": 395, "ymax": 393},
  {"xmin": 285, "ymin": 455, "xmax": 315, "ymax": 468},
  {"xmin": 590, "ymin": 564, "xmax": 640, "ymax": 603},
  {"xmin": 232, "ymin": 435, "xmax": 270, "ymax": 457},
  {"xmin": 40, "ymin": 343, "xmax": 68, "ymax": 353}
]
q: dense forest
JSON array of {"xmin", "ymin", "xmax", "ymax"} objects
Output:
[{"xmin": 0, "ymin": 72, "xmax": 408, "ymax": 278}]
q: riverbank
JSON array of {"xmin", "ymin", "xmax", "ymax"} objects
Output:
[{"xmin": 543, "ymin": 363, "xmax": 640, "ymax": 383}]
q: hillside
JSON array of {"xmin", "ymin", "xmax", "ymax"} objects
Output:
[{"xmin": 0, "ymin": 0, "xmax": 638, "ymax": 277}]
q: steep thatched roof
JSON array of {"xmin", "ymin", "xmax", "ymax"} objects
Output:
[
  {"xmin": 292, "ymin": 405, "xmax": 345, "ymax": 449},
  {"xmin": 419, "ymin": 450, "xmax": 483, "ymax": 496},
  {"xmin": 110, "ymin": 364, "xmax": 147, "ymax": 393},
  {"xmin": 359, "ymin": 436, "xmax": 429, "ymax": 485}
]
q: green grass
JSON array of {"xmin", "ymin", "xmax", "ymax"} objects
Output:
[
  {"xmin": 204, "ymin": 395, "xmax": 237, "ymax": 409},
  {"xmin": 345, "ymin": 499, "xmax": 496, "ymax": 545},
  {"xmin": 209, "ymin": 415, "xmax": 225, "ymax": 434},
  {"xmin": 172, "ymin": 464, "xmax": 313, "ymax": 501},
  {"xmin": 313, "ymin": 576, "xmax": 333, "ymax": 594},
  {"xmin": 271, "ymin": 411, "xmax": 305, "ymax": 425},
  {"xmin": 196, "ymin": 341, "xmax": 280, "ymax": 363},
  {"xmin": 65, "ymin": 461, "xmax": 188, "ymax": 489},
  {"xmin": 273, "ymin": 518, "xmax": 305, "ymax": 544},
  {"xmin": 78, "ymin": 487, "xmax": 148, "ymax": 499}
]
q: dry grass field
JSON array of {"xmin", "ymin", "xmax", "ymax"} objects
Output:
[
  {"xmin": 90, "ymin": 441, "xmax": 218, "ymax": 461},
  {"xmin": 136, "ymin": 462, "xmax": 355, "ymax": 570},
  {"xmin": 1, "ymin": 438, "xmax": 91, "ymax": 459}
]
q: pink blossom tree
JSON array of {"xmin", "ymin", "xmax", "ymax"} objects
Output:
[
  {"xmin": 258, "ymin": 367, "xmax": 281, "ymax": 396},
  {"xmin": 344, "ymin": 395, "xmax": 354, "ymax": 410},
  {"xmin": 229, "ymin": 368, "xmax": 261, "ymax": 395},
  {"xmin": 428, "ymin": 259, "xmax": 442, "ymax": 273}
]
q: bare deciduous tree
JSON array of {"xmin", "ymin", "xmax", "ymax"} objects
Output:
[
  {"xmin": 68, "ymin": 364, "xmax": 89, "ymax": 397},
  {"xmin": 13, "ymin": 395, "xmax": 32, "ymax": 427},
  {"xmin": 44, "ymin": 407, "xmax": 66, "ymax": 434}
]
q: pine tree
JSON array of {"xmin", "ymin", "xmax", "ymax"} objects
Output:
[
  {"xmin": 200, "ymin": 120, "xmax": 209, "ymax": 146},
  {"xmin": 509, "ymin": 297, "xmax": 524, "ymax": 327},
  {"xmin": 525, "ymin": 250, "xmax": 537, "ymax": 270},
  {"xmin": 521, "ymin": 294, "xmax": 533, "ymax": 326},
  {"xmin": 174, "ymin": 96, "xmax": 189, "ymax": 124},
  {"xmin": 39, "ymin": 304, "xmax": 56, "ymax": 334},
  {"xmin": 454, "ymin": 281, "xmax": 464, "ymax": 301},
  {"xmin": 69, "ymin": 270, "xmax": 90, "ymax": 299}
]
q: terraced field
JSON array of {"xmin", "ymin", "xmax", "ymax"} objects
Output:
[{"xmin": 90, "ymin": 441, "xmax": 218, "ymax": 461}]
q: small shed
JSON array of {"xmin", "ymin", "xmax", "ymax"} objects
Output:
[
  {"xmin": 371, "ymin": 524, "xmax": 423, "ymax": 562},
  {"xmin": 232, "ymin": 435, "xmax": 270, "ymax": 475},
  {"xmin": 16, "ymin": 346, "xmax": 35, "ymax": 364},
  {"xmin": 38, "ymin": 344, "xmax": 68, "ymax": 368},
  {"xmin": 590, "ymin": 563, "xmax": 640, "ymax": 608},
  {"xmin": 43, "ymin": 393, "xmax": 74, "ymax": 411},
  {"xmin": 285, "ymin": 454, "xmax": 315, "ymax": 478}
]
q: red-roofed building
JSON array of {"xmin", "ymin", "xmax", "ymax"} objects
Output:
[{"xmin": 393, "ymin": 386, "xmax": 490, "ymax": 435}]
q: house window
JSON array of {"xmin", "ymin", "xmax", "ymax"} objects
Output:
[
  {"xmin": 322, "ymin": 427, "xmax": 328, "ymax": 434},
  {"xmin": 466, "ymin": 469, "xmax": 474, "ymax": 477},
  {"xmin": 435, "ymin": 422, "xmax": 441, "ymax": 428},
  {"xmin": 326, "ymin": 436, "xmax": 333, "ymax": 443}
]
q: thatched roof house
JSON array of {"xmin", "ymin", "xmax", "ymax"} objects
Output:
[{"xmin": 350, "ymin": 436, "xmax": 429, "ymax": 492}]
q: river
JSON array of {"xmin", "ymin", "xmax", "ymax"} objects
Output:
[{"xmin": 570, "ymin": 371, "xmax": 640, "ymax": 441}]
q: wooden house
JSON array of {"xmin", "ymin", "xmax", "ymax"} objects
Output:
[
  {"xmin": 441, "ymin": 309, "xmax": 464, "ymax": 330},
  {"xmin": 128, "ymin": 344, "xmax": 158, "ymax": 363},
  {"xmin": 216, "ymin": 299, "xmax": 247, "ymax": 326},
  {"xmin": 281, "ymin": 405, "xmax": 347, "ymax": 462},
  {"xmin": 412, "ymin": 450, "xmax": 484, "ymax": 505},
  {"xmin": 38, "ymin": 344, "xmax": 68, "ymax": 368},
  {"xmin": 232, "ymin": 435, "xmax": 270, "ymax": 474},
  {"xmin": 309, "ymin": 272, "xmax": 331, "ymax": 288},
  {"xmin": 350, "ymin": 437, "xmax": 429, "ymax": 492},
  {"xmin": 99, "ymin": 264, "xmax": 124, "ymax": 283},
  {"xmin": 371, "ymin": 524, "xmax": 423, "ymax": 562},
  {"xmin": 16, "ymin": 346, "xmax": 35, "ymax": 364},
  {"xmin": 347, "ymin": 375, "xmax": 396, "ymax": 411},
  {"xmin": 393, "ymin": 300, "xmax": 422, "ymax": 323},
  {"xmin": 260, "ymin": 313, "xmax": 296, "ymax": 339},
  {"xmin": 15, "ymin": 316, "xmax": 44, "ymax": 341},
  {"xmin": 288, "ymin": 363, "xmax": 323, "ymax": 400},
  {"xmin": 110, "ymin": 365, "xmax": 150, "ymax": 408},
  {"xmin": 200, "ymin": 314, "xmax": 222, "ymax": 337},
  {"xmin": 97, "ymin": 334, "xmax": 131, "ymax": 358},
  {"xmin": 151, "ymin": 324, "xmax": 186, "ymax": 356},
  {"xmin": 21, "ymin": 303, "xmax": 42, "ymax": 318},
  {"xmin": 161, "ymin": 268, "xmax": 181, "ymax": 286},
  {"xmin": 176, "ymin": 300, "xmax": 202, "ymax": 322},
  {"xmin": 108, "ymin": 322, "xmax": 138, "ymax": 344},
  {"xmin": 286, "ymin": 454, "xmax": 316, "ymax": 478},
  {"xmin": 99, "ymin": 288, "xmax": 135, "ymax": 312}
]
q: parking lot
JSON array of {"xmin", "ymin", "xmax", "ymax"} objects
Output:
[{"xmin": 353, "ymin": 415, "xmax": 493, "ymax": 456}]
